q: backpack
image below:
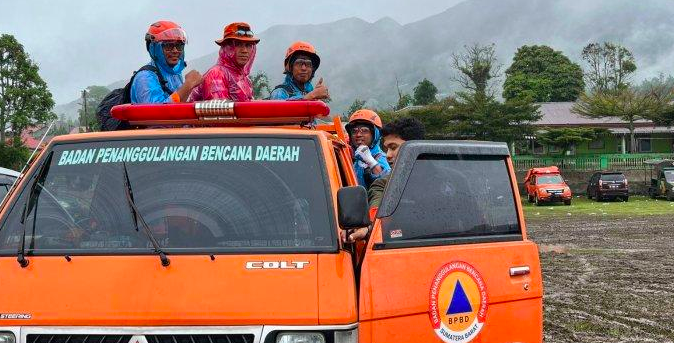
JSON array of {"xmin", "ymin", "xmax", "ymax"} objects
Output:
[{"xmin": 96, "ymin": 65, "xmax": 172, "ymax": 131}]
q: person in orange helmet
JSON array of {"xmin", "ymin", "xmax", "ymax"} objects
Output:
[
  {"xmin": 269, "ymin": 41, "xmax": 329, "ymax": 101},
  {"xmin": 130, "ymin": 20, "xmax": 202, "ymax": 104},
  {"xmin": 345, "ymin": 109, "xmax": 391, "ymax": 188},
  {"xmin": 189, "ymin": 22, "xmax": 259, "ymax": 102}
]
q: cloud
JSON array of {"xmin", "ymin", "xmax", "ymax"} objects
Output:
[{"xmin": 1, "ymin": 0, "xmax": 463, "ymax": 103}]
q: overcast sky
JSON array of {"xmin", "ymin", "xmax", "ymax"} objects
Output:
[{"xmin": 2, "ymin": 0, "xmax": 464, "ymax": 104}]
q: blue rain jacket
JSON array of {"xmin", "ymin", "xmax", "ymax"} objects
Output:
[
  {"xmin": 269, "ymin": 74, "xmax": 314, "ymax": 100},
  {"xmin": 130, "ymin": 42, "xmax": 186, "ymax": 103},
  {"xmin": 353, "ymin": 126, "xmax": 391, "ymax": 188}
]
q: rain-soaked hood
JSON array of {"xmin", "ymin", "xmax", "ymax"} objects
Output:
[{"xmin": 217, "ymin": 41, "xmax": 256, "ymax": 78}]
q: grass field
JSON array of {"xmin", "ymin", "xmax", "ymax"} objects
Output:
[{"xmin": 522, "ymin": 195, "xmax": 674, "ymax": 218}]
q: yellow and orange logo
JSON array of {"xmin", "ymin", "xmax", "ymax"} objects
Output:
[{"xmin": 429, "ymin": 261, "xmax": 488, "ymax": 343}]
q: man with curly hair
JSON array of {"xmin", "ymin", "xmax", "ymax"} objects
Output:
[{"xmin": 368, "ymin": 117, "xmax": 426, "ymax": 208}]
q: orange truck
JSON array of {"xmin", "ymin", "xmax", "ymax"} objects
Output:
[
  {"xmin": 524, "ymin": 166, "xmax": 572, "ymax": 206},
  {"xmin": 0, "ymin": 101, "xmax": 542, "ymax": 343}
]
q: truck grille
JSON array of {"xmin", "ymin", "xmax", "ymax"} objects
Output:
[
  {"xmin": 146, "ymin": 335, "xmax": 254, "ymax": 343},
  {"xmin": 27, "ymin": 335, "xmax": 132, "ymax": 343},
  {"xmin": 27, "ymin": 335, "xmax": 254, "ymax": 343},
  {"xmin": 546, "ymin": 189, "xmax": 563, "ymax": 194}
]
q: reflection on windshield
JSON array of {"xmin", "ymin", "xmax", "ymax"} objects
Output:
[
  {"xmin": 537, "ymin": 175, "xmax": 564, "ymax": 185},
  {"xmin": 0, "ymin": 137, "xmax": 334, "ymax": 253},
  {"xmin": 382, "ymin": 155, "xmax": 521, "ymax": 242}
]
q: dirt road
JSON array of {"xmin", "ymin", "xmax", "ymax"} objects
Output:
[{"xmin": 527, "ymin": 215, "xmax": 674, "ymax": 342}]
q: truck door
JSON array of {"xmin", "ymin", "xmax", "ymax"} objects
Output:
[{"xmin": 358, "ymin": 141, "xmax": 543, "ymax": 343}]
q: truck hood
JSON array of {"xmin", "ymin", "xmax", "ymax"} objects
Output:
[{"xmin": 0, "ymin": 255, "xmax": 323, "ymax": 326}]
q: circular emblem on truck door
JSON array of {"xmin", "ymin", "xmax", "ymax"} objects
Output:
[{"xmin": 429, "ymin": 261, "xmax": 488, "ymax": 343}]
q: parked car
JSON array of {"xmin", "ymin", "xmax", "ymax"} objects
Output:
[
  {"xmin": 0, "ymin": 167, "xmax": 19, "ymax": 201},
  {"xmin": 647, "ymin": 160, "xmax": 674, "ymax": 200},
  {"xmin": 587, "ymin": 171, "xmax": 628, "ymax": 201},
  {"xmin": 524, "ymin": 166, "xmax": 572, "ymax": 205}
]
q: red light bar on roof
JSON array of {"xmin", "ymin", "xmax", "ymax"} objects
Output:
[{"xmin": 111, "ymin": 100, "xmax": 330, "ymax": 126}]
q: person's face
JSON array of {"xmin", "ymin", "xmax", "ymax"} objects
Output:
[
  {"xmin": 161, "ymin": 41, "xmax": 184, "ymax": 67},
  {"xmin": 349, "ymin": 124, "xmax": 374, "ymax": 147},
  {"xmin": 383, "ymin": 134, "xmax": 405, "ymax": 166},
  {"xmin": 291, "ymin": 54, "xmax": 313, "ymax": 84},
  {"xmin": 233, "ymin": 41, "xmax": 254, "ymax": 67}
]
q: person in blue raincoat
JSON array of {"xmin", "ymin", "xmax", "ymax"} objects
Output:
[
  {"xmin": 269, "ymin": 41, "xmax": 329, "ymax": 101},
  {"xmin": 345, "ymin": 109, "xmax": 391, "ymax": 188},
  {"xmin": 131, "ymin": 21, "xmax": 202, "ymax": 104}
]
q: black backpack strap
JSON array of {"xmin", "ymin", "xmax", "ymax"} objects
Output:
[
  {"xmin": 136, "ymin": 65, "xmax": 173, "ymax": 94},
  {"xmin": 123, "ymin": 65, "xmax": 173, "ymax": 102}
]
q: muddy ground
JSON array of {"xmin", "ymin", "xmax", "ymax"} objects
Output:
[{"xmin": 527, "ymin": 215, "xmax": 674, "ymax": 343}]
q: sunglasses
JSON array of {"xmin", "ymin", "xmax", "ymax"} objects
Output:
[
  {"xmin": 234, "ymin": 29, "xmax": 254, "ymax": 37},
  {"xmin": 162, "ymin": 42, "xmax": 185, "ymax": 52},
  {"xmin": 349, "ymin": 126, "xmax": 372, "ymax": 135},
  {"xmin": 293, "ymin": 58, "xmax": 313, "ymax": 69}
]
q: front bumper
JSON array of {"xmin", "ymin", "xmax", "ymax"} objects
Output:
[
  {"xmin": 539, "ymin": 194, "xmax": 571, "ymax": 202},
  {"xmin": 598, "ymin": 189, "xmax": 628, "ymax": 197}
]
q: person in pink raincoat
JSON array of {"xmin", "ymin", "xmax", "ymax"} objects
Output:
[{"xmin": 189, "ymin": 22, "xmax": 259, "ymax": 102}]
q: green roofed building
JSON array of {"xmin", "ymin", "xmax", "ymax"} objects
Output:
[{"xmin": 518, "ymin": 102, "xmax": 674, "ymax": 156}]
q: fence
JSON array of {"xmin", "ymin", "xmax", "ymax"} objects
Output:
[{"xmin": 512, "ymin": 153, "xmax": 674, "ymax": 171}]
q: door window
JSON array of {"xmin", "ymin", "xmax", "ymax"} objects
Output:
[{"xmin": 380, "ymin": 155, "xmax": 521, "ymax": 246}]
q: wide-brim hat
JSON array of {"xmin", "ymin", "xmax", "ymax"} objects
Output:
[{"xmin": 215, "ymin": 22, "xmax": 260, "ymax": 45}]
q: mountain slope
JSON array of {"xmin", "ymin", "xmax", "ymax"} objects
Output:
[{"xmin": 56, "ymin": 0, "xmax": 674, "ymax": 117}]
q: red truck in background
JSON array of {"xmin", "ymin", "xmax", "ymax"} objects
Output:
[{"xmin": 524, "ymin": 166, "xmax": 572, "ymax": 206}]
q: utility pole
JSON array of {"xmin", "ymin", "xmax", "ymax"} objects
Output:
[{"xmin": 81, "ymin": 89, "xmax": 88, "ymax": 132}]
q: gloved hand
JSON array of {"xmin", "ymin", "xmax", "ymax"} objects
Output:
[{"xmin": 355, "ymin": 145, "xmax": 379, "ymax": 169}]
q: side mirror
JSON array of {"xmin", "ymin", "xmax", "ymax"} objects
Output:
[{"xmin": 337, "ymin": 186, "xmax": 371, "ymax": 229}]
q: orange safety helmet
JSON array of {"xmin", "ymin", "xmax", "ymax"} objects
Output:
[
  {"xmin": 284, "ymin": 41, "xmax": 321, "ymax": 74},
  {"xmin": 145, "ymin": 21, "xmax": 187, "ymax": 43},
  {"xmin": 346, "ymin": 109, "xmax": 383, "ymax": 130},
  {"xmin": 215, "ymin": 22, "xmax": 260, "ymax": 45}
]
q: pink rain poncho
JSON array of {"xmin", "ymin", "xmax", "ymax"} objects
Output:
[{"xmin": 189, "ymin": 42, "xmax": 256, "ymax": 102}]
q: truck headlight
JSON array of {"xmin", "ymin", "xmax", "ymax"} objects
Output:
[
  {"xmin": 276, "ymin": 332, "xmax": 325, "ymax": 343},
  {"xmin": 0, "ymin": 333, "xmax": 15, "ymax": 343}
]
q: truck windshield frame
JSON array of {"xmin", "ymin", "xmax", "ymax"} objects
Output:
[{"xmin": 0, "ymin": 134, "xmax": 339, "ymax": 256}]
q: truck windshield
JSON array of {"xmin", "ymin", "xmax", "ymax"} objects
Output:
[
  {"xmin": 537, "ymin": 175, "xmax": 563, "ymax": 184},
  {"xmin": 0, "ymin": 137, "xmax": 335, "ymax": 254}
]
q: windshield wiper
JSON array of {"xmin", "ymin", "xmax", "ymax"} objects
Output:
[
  {"xmin": 17, "ymin": 152, "xmax": 53, "ymax": 268},
  {"xmin": 121, "ymin": 162, "xmax": 170, "ymax": 267}
]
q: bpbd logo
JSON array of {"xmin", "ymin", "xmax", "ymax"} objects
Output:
[{"xmin": 429, "ymin": 261, "xmax": 488, "ymax": 343}]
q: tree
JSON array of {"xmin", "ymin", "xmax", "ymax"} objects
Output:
[
  {"xmin": 536, "ymin": 127, "xmax": 608, "ymax": 155},
  {"xmin": 395, "ymin": 94, "xmax": 413, "ymax": 110},
  {"xmin": 581, "ymin": 42, "xmax": 637, "ymax": 93},
  {"xmin": 77, "ymin": 85, "xmax": 109, "ymax": 132},
  {"xmin": 413, "ymin": 79, "xmax": 438, "ymax": 105},
  {"xmin": 637, "ymin": 74, "xmax": 674, "ymax": 126},
  {"xmin": 347, "ymin": 98, "xmax": 366, "ymax": 116},
  {"xmin": 572, "ymin": 88, "xmax": 667, "ymax": 153},
  {"xmin": 380, "ymin": 98, "xmax": 455, "ymax": 139},
  {"xmin": 447, "ymin": 43, "xmax": 541, "ymax": 145},
  {"xmin": 451, "ymin": 43, "xmax": 501, "ymax": 97},
  {"xmin": 251, "ymin": 71, "xmax": 271, "ymax": 99},
  {"xmin": 0, "ymin": 34, "xmax": 55, "ymax": 146},
  {"xmin": 503, "ymin": 45, "xmax": 584, "ymax": 102},
  {"xmin": 394, "ymin": 76, "xmax": 413, "ymax": 110},
  {"xmin": 446, "ymin": 93, "xmax": 541, "ymax": 143}
]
